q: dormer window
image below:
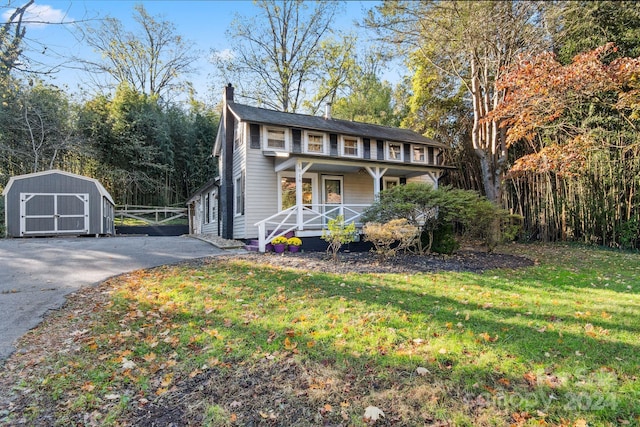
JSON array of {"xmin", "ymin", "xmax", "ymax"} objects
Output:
[
  {"xmin": 412, "ymin": 145, "xmax": 426, "ymax": 163},
  {"xmin": 341, "ymin": 136, "xmax": 361, "ymax": 157},
  {"xmin": 386, "ymin": 142, "xmax": 403, "ymax": 161},
  {"xmin": 264, "ymin": 127, "xmax": 289, "ymax": 151},
  {"xmin": 304, "ymin": 131, "xmax": 327, "ymax": 154}
]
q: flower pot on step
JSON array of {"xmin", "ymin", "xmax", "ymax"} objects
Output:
[{"xmin": 273, "ymin": 243, "xmax": 286, "ymax": 253}]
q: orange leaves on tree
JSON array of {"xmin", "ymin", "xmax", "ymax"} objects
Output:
[{"xmin": 488, "ymin": 43, "xmax": 640, "ymax": 177}]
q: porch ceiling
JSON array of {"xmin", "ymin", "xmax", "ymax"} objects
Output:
[{"xmin": 274, "ymin": 156, "xmax": 439, "ymax": 178}]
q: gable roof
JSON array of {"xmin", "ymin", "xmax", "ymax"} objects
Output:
[
  {"xmin": 2, "ymin": 169, "xmax": 114, "ymax": 205},
  {"xmin": 227, "ymin": 102, "xmax": 446, "ymax": 148}
]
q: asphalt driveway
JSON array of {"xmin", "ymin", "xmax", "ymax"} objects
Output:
[{"xmin": 0, "ymin": 236, "xmax": 236, "ymax": 362}]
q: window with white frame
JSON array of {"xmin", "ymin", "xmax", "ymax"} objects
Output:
[
  {"xmin": 264, "ymin": 127, "xmax": 288, "ymax": 150},
  {"xmin": 305, "ymin": 132, "xmax": 326, "ymax": 154},
  {"xmin": 386, "ymin": 142, "xmax": 403, "ymax": 161},
  {"xmin": 234, "ymin": 120, "xmax": 244, "ymax": 148},
  {"xmin": 279, "ymin": 172, "xmax": 317, "ymax": 210},
  {"xmin": 235, "ymin": 171, "xmax": 244, "ymax": 216},
  {"xmin": 341, "ymin": 136, "xmax": 361, "ymax": 157},
  {"xmin": 204, "ymin": 193, "xmax": 210, "ymax": 223},
  {"xmin": 383, "ymin": 177, "xmax": 400, "ymax": 190},
  {"xmin": 412, "ymin": 145, "xmax": 427, "ymax": 163}
]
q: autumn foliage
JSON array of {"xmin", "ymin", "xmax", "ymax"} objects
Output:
[{"xmin": 489, "ymin": 43, "xmax": 640, "ymax": 177}]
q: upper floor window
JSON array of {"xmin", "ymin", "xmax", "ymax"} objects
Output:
[
  {"xmin": 234, "ymin": 120, "xmax": 244, "ymax": 148},
  {"xmin": 386, "ymin": 142, "xmax": 403, "ymax": 161},
  {"xmin": 341, "ymin": 136, "xmax": 361, "ymax": 157},
  {"xmin": 305, "ymin": 132, "xmax": 327, "ymax": 154},
  {"xmin": 412, "ymin": 145, "xmax": 426, "ymax": 163},
  {"xmin": 264, "ymin": 127, "xmax": 288, "ymax": 151}
]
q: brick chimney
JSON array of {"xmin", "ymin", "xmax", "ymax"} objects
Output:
[{"xmin": 224, "ymin": 83, "xmax": 234, "ymax": 103}]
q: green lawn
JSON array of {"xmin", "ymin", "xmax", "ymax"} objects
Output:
[{"xmin": 1, "ymin": 244, "xmax": 639, "ymax": 426}]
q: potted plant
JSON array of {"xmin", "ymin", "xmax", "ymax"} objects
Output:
[
  {"xmin": 287, "ymin": 237, "xmax": 302, "ymax": 252},
  {"xmin": 271, "ymin": 236, "xmax": 288, "ymax": 253}
]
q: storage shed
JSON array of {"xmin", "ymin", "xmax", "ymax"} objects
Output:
[{"xmin": 2, "ymin": 170, "xmax": 115, "ymax": 237}]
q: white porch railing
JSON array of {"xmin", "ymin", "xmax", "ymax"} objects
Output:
[{"xmin": 254, "ymin": 204, "xmax": 370, "ymax": 252}]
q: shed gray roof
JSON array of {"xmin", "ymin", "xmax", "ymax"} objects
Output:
[
  {"xmin": 2, "ymin": 169, "xmax": 114, "ymax": 205},
  {"xmin": 228, "ymin": 103, "xmax": 446, "ymax": 148}
]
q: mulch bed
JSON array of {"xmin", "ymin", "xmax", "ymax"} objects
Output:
[{"xmin": 230, "ymin": 247, "xmax": 535, "ymax": 274}]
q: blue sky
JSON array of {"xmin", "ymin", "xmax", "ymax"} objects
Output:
[{"xmin": 8, "ymin": 1, "xmax": 384, "ymax": 104}]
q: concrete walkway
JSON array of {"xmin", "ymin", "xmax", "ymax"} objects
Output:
[{"xmin": 0, "ymin": 236, "xmax": 242, "ymax": 362}]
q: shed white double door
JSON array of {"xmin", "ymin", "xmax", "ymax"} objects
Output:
[{"xmin": 19, "ymin": 193, "xmax": 89, "ymax": 236}]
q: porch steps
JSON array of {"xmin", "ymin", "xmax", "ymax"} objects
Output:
[{"xmin": 244, "ymin": 239, "xmax": 260, "ymax": 252}]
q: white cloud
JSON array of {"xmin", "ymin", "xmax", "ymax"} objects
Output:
[
  {"xmin": 211, "ymin": 48, "xmax": 235, "ymax": 62},
  {"xmin": 3, "ymin": 3, "xmax": 68, "ymax": 28}
]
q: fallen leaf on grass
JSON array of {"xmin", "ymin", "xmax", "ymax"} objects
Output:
[
  {"xmin": 363, "ymin": 405, "xmax": 385, "ymax": 422},
  {"xmin": 259, "ymin": 411, "xmax": 277, "ymax": 419},
  {"xmin": 523, "ymin": 372, "xmax": 537, "ymax": 387},
  {"xmin": 416, "ymin": 367, "xmax": 430, "ymax": 376},
  {"xmin": 121, "ymin": 358, "xmax": 136, "ymax": 370},
  {"xmin": 284, "ymin": 337, "xmax": 298, "ymax": 350},
  {"xmin": 143, "ymin": 352, "xmax": 156, "ymax": 362},
  {"xmin": 81, "ymin": 382, "xmax": 95, "ymax": 392}
]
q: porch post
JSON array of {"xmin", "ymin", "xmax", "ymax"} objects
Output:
[
  {"xmin": 365, "ymin": 166, "xmax": 388, "ymax": 198},
  {"xmin": 296, "ymin": 160, "xmax": 304, "ymax": 230},
  {"xmin": 295, "ymin": 160, "xmax": 313, "ymax": 231}
]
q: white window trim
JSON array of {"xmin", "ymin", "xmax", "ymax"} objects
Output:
[
  {"xmin": 383, "ymin": 177, "xmax": 400, "ymax": 190},
  {"xmin": 385, "ymin": 141, "xmax": 404, "ymax": 162},
  {"xmin": 234, "ymin": 120, "xmax": 245, "ymax": 148},
  {"xmin": 263, "ymin": 126, "xmax": 290, "ymax": 152},
  {"xmin": 234, "ymin": 172, "xmax": 244, "ymax": 217},
  {"xmin": 411, "ymin": 144, "xmax": 427, "ymax": 164},
  {"xmin": 277, "ymin": 171, "xmax": 318, "ymax": 211},
  {"xmin": 340, "ymin": 135, "xmax": 362, "ymax": 158},
  {"xmin": 303, "ymin": 131, "xmax": 328, "ymax": 155}
]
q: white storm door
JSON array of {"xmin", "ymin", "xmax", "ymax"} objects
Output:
[{"xmin": 322, "ymin": 176, "xmax": 343, "ymax": 223}]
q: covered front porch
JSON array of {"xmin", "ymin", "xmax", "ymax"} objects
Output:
[{"xmin": 253, "ymin": 156, "xmax": 441, "ymax": 252}]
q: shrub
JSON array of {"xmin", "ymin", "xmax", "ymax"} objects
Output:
[
  {"xmin": 463, "ymin": 200, "xmax": 523, "ymax": 252},
  {"xmin": 363, "ymin": 219, "xmax": 419, "ymax": 258},
  {"xmin": 619, "ymin": 218, "xmax": 639, "ymax": 250},
  {"xmin": 430, "ymin": 222, "xmax": 459, "ymax": 255},
  {"xmin": 321, "ymin": 215, "xmax": 356, "ymax": 261}
]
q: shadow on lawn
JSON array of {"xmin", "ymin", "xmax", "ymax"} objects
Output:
[{"xmin": 126, "ymin": 257, "xmax": 639, "ymax": 425}]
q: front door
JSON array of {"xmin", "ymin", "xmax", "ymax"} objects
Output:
[{"xmin": 322, "ymin": 175, "xmax": 343, "ymax": 223}]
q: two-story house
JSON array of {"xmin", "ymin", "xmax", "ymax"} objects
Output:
[{"xmin": 187, "ymin": 84, "xmax": 449, "ymax": 252}]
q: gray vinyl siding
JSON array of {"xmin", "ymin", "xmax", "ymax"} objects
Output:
[
  {"xmin": 4, "ymin": 172, "xmax": 114, "ymax": 237},
  {"xmin": 343, "ymin": 172, "xmax": 375, "ymax": 205},
  {"xmin": 232, "ymin": 126, "xmax": 248, "ymax": 238},
  {"xmin": 244, "ymin": 135, "xmax": 279, "ymax": 239},
  {"xmin": 408, "ymin": 172, "xmax": 438, "ymax": 188},
  {"xmin": 201, "ymin": 187, "xmax": 219, "ymax": 235}
]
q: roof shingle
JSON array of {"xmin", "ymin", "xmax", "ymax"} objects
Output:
[{"xmin": 228, "ymin": 102, "xmax": 446, "ymax": 147}]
